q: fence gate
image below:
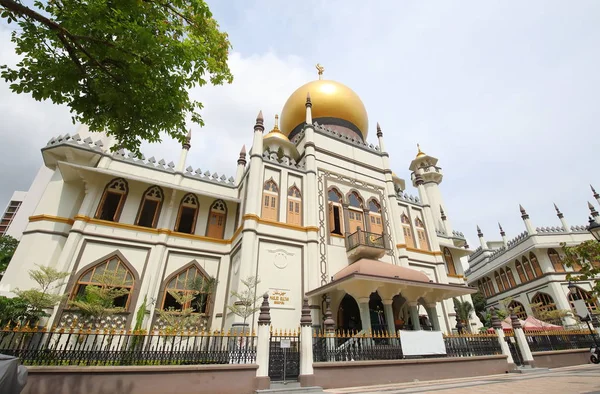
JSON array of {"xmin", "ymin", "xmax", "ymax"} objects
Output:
[
  {"xmin": 269, "ymin": 329, "xmax": 300, "ymax": 382},
  {"xmin": 504, "ymin": 335, "xmax": 523, "ymax": 366}
]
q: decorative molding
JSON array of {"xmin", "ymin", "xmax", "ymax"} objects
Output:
[
  {"xmin": 242, "ymin": 214, "xmax": 318, "ymax": 232},
  {"xmin": 29, "ymin": 214, "xmax": 75, "ymax": 225},
  {"xmin": 403, "ymin": 246, "xmax": 442, "ymax": 256},
  {"xmin": 267, "ymin": 248, "xmax": 295, "ymax": 269}
]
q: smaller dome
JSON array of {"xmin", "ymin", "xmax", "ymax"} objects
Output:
[
  {"xmin": 263, "ymin": 114, "xmax": 298, "ymax": 158},
  {"xmin": 333, "ymin": 258, "xmax": 430, "ymax": 282}
]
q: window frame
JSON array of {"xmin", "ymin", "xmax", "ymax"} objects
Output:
[
  {"xmin": 286, "ymin": 185, "xmax": 302, "ymax": 226},
  {"xmin": 174, "ymin": 193, "xmax": 199, "ymax": 234},
  {"xmin": 135, "ymin": 186, "xmax": 164, "ymax": 228},
  {"xmin": 95, "ymin": 178, "xmax": 129, "ymax": 222},
  {"xmin": 160, "ymin": 262, "xmax": 214, "ymax": 315}
]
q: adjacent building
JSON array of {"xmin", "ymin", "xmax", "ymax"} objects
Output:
[{"xmin": 0, "ymin": 192, "xmax": 26, "ymax": 237}]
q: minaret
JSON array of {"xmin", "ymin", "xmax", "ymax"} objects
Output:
[
  {"xmin": 554, "ymin": 203, "xmax": 570, "ymax": 232},
  {"xmin": 376, "ymin": 123, "xmax": 386, "ymax": 152},
  {"xmin": 176, "ymin": 129, "xmax": 192, "ymax": 172},
  {"xmin": 519, "ymin": 204, "xmax": 537, "ymax": 235},
  {"xmin": 498, "ymin": 223, "xmax": 508, "ymax": 246},
  {"xmin": 235, "ymin": 145, "xmax": 246, "ymax": 185},
  {"xmin": 440, "ymin": 206, "xmax": 453, "ymax": 236},
  {"xmin": 305, "ymin": 92, "xmax": 312, "ymax": 124},
  {"xmin": 588, "ymin": 201, "xmax": 600, "ymax": 224},
  {"xmin": 591, "ymin": 185, "xmax": 600, "ymax": 206},
  {"xmin": 477, "ymin": 225, "xmax": 488, "ymax": 249},
  {"xmin": 409, "ymin": 144, "xmax": 445, "ymax": 230}
]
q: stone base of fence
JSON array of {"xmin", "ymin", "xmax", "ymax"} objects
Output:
[
  {"xmin": 21, "ymin": 364, "xmax": 259, "ymax": 394},
  {"xmin": 532, "ymin": 349, "xmax": 591, "ymax": 369},
  {"xmin": 311, "ymin": 355, "xmax": 509, "ymax": 389},
  {"xmin": 256, "ymin": 375, "xmax": 270, "ymax": 390},
  {"xmin": 299, "ymin": 373, "xmax": 316, "ymax": 387}
]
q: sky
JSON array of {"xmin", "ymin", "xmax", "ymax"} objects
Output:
[{"xmin": 1, "ymin": 0, "xmax": 599, "ymax": 250}]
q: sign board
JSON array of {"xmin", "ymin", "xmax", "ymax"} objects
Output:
[
  {"xmin": 399, "ymin": 330, "xmax": 446, "ymax": 356},
  {"xmin": 573, "ymin": 299, "xmax": 590, "ymax": 320},
  {"xmin": 269, "ymin": 288, "xmax": 291, "ymax": 306},
  {"xmin": 280, "ymin": 339, "xmax": 291, "ymax": 349}
]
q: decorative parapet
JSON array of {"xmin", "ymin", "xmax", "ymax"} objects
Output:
[
  {"xmin": 313, "ymin": 122, "xmax": 381, "ymax": 153},
  {"xmin": 489, "ymin": 245, "xmax": 507, "ymax": 259},
  {"xmin": 535, "ymin": 226, "xmax": 566, "ymax": 233},
  {"xmin": 45, "ymin": 133, "xmax": 105, "ymax": 151},
  {"xmin": 468, "ymin": 246, "xmax": 484, "ymax": 262},
  {"xmin": 183, "ymin": 166, "xmax": 236, "ymax": 185},
  {"xmin": 451, "ymin": 230, "xmax": 466, "ymax": 239},
  {"xmin": 570, "ymin": 225, "xmax": 589, "ymax": 233},
  {"xmin": 59, "ymin": 310, "xmax": 128, "ymax": 330},
  {"xmin": 506, "ymin": 231, "xmax": 529, "ymax": 248},
  {"xmin": 113, "ymin": 149, "xmax": 176, "ymax": 173},
  {"xmin": 436, "ymin": 228, "xmax": 447, "ymax": 237},
  {"xmin": 397, "ymin": 191, "xmax": 421, "ymax": 205},
  {"xmin": 261, "ymin": 150, "xmax": 306, "ymax": 171}
]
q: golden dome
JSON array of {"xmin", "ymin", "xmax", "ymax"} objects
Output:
[
  {"xmin": 280, "ymin": 79, "xmax": 369, "ymax": 140},
  {"xmin": 263, "ymin": 115, "xmax": 290, "ymax": 142}
]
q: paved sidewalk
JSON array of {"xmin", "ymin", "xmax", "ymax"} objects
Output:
[{"xmin": 324, "ymin": 365, "xmax": 600, "ymax": 394}]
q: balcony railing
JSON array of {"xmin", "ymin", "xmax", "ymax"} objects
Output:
[{"xmin": 346, "ymin": 229, "xmax": 388, "ymax": 252}]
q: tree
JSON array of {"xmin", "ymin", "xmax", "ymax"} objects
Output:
[
  {"xmin": 13, "ymin": 265, "xmax": 69, "ymax": 324},
  {"xmin": 453, "ymin": 298, "xmax": 474, "ymax": 332},
  {"xmin": 0, "ymin": 0, "xmax": 233, "ymax": 154},
  {"xmin": 227, "ymin": 276, "xmax": 261, "ymax": 328},
  {"xmin": 562, "ymin": 240, "xmax": 600, "ymax": 299},
  {"xmin": 68, "ymin": 271, "xmax": 130, "ymax": 322},
  {"xmin": 471, "ymin": 291, "xmax": 487, "ymax": 325},
  {"xmin": 529, "ymin": 302, "xmax": 571, "ymax": 326},
  {"xmin": 0, "ymin": 235, "xmax": 19, "ymax": 274}
]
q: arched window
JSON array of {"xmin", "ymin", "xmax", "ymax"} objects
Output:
[
  {"xmin": 522, "ymin": 256, "xmax": 535, "ymax": 280},
  {"xmin": 367, "ymin": 199, "xmax": 383, "ymax": 235},
  {"xmin": 515, "ymin": 260, "xmax": 527, "ymax": 283},
  {"xmin": 135, "ymin": 186, "xmax": 163, "ymax": 228},
  {"xmin": 401, "ymin": 213, "xmax": 415, "ymax": 248},
  {"xmin": 206, "ymin": 200, "xmax": 227, "ymax": 239},
  {"xmin": 262, "ymin": 179, "xmax": 279, "ymax": 221},
  {"xmin": 495, "ymin": 272, "xmax": 504, "ymax": 292},
  {"xmin": 415, "ymin": 217, "xmax": 430, "ymax": 251},
  {"xmin": 72, "ymin": 255, "xmax": 135, "ymax": 309},
  {"xmin": 347, "ymin": 191, "xmax": 364, "ymax": 234},
  {"xmin": 568, "ymin": 286, "xmax": 599, "ymax": 316},
  {"xmin": 486, "ymin": 277, "xmax": 496, "ymax": 296},
  {"xmin": 328, "ymin": 188, "xmax": 344, "ymax": 236},
  {"xmin": 287, "ymin": 185, "xmax": 302, "ymax": 226},
  {"xmin": 500, "ymin": 269, "xmax": 510, "ymax": 290},
  {"xmin": 529, "ymin": 252, "xmax": 543, "ymax": 277},
  {"xmin": 508, "ymin": 300, "xmax": 527, "ymax": 320},
  {"xmin": 161, "ymin": 264, "xmax": 214, "ymax": 314},
  {"xmin": 175, "ymin": 193, "xmax": 199, "ymax": 234},
  {"xmin": 506, "ymin": 267, "xmax": 517, "ymax": 288},
  {"xmin": 548, "ymin": 249, "xmax": 565, "ymax": 272},
  {"xmin": 95, "ymin": 178, "xmax": 128, "ymax": 222},
  {"xmin": 443, "ymin": 247, "xmax": 457, "ymax": 276},
  {"xmin": 477, "ymin": 280, "xmax": 485, "ymax": 297},
  {"xmin": 531, "ymin": 292, "xmax": 557, "ymax": 313}
]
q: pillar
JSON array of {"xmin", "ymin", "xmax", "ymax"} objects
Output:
[
  {"xmin": 408, "ymin": 302, "xmax": 421, "ymax": 330},
  {"xmin": 425, "ymin": 303, "xmax": 440, "ymax": 331},
  {"xmin": 519, "ymin": 205, "xmax": 537, "ymax": 235},
  {"xmin": 491, "ymin": 308, "xmax": 514, "ymax": 369},
  {"xmin": 382, "ymin": 299, "xmax": 396, "ymax": 335},
  {"xmin": 299, "ymin": 296, "xmax": 314, "ymax": 387},
  {"xmin": 358, "ymin": 297, "xmax": 372, "ymax": 333},
  {"xmin": 255, "ymin": 294, "xmax": 271, "ymax": 390},
  {"xmin": 510, "ymin": 309, "xmax": 535, "ymax": 367},
  {"xmin": 323, "ymin": 296, "xmax": 336, "ymax": 362}
]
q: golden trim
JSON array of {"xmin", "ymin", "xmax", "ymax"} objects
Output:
[
  {"xmin": 166, "ymin": 230, "xmax": 231, "ymax": 244},
  {"xmin": 330, "ymin": 233, "xmax": 345, "ymax": 239},
  {"xmin": 243, "ymin": 214, "xmax": 317, "ymax": 232},
  {"xmin": 29, "ymin": 215, "xmax": 74, "ymax": 225},
  {"xmin": 404, "ymin": 246, "xmax": 442, "ymax": 256},
  {"xmin": 447, "ymin": 274, "xmax": 465, "ymax": 279},
  {"xmin": 396, "ymin": 243, "xmax": 407, "ymax": 249}
]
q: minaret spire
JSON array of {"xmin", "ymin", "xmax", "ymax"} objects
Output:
[
  {"xmin": 176, "ymin": 128, "xmax": 192, "ymax": 172},
  {"xmin": 592, "ymin": 185, "xmax": 600, "ymax": 206},
  {"xmin": 588, "ymin": 201, "xmax": 599, "ymax": 219},
  {"xmin": 477, "ymin": 225, "xmax": 487, "ymax": 249},
  {"xmin": 553, "ymin": 203, "xmax": 563, "ymax": 218},
  {"xmin": 235, "ymin": 145, "xmax": 247, "ymax": 185},
  {"xmin": 519, "ymin": 204, "xmax": 537, "ymax": 234},
  {"xmin": 376, "ymin": 122, "xmax": 386, "ymax": 152},
  {"xmin": 315, "ymin": 63, "xmax": 325, "ymax": 80},
  {"xmin": 554, "ymin": 203, "xmax": 570, "ymax": 231},
  {"xmin": 499, "ymin": 222, "xmax": 507, "ymax": 246},
  {"xmin": 305, "ymin": 92, "xmax": 312, "ymax": 124}
]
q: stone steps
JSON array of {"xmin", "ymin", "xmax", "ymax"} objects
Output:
[{"xmin": 256, "ymin": 382, "xmax": 325, "ymax": 393}]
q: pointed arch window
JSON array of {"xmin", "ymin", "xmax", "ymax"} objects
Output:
[
  {"xmin": 175, "ymin": 193, "xmax": 199, "ymax": 234},
  {"xmin": 568, "ymin": 286, "xmax": 599, "ymax": 315},
  {"xmin": 72, "ymin": 255, "xmax": 135, "ymax": 309},
  {"xmin": 415, "ymin": 217, "xmax": 430, "ymax": 251},
  {"xmin": 95, "ymin": 178, "xmax": 128, "ymax": 222},
  {"xmin": 328, "ymin": 188, "xmax": 344, "ymax": 236},
  {"xmin": 515, "ymin": 260, "xmax": 527, "ymax": 283},
  {"xmin": 508, "ymin": 300, "xmax": 527, "ymax": 320},
  {"xmin": 443, "ymin": 247, "xmax": 457, "ymax": 276},
  {"xmin": 287, "ymin": 185, "xmax": 302, "ymax": 226},
  {"xmin": 262, "ymin": 179, "xmax": 279, "ymax": 221},
  {"xmin": 206, "ymin": 200, "xmax": 227, "ymax": 239},
  {"xmin": 522, "ymin": 256, "xmax": 535, "ymax": 280},
  {"xmin": 506, "ymin": 267, "xmax": 517, "ymax": 288},
  {"xmin": 347, "ymin": 191, "xmax": 364, "ymax": 234},
  {"xmin": 529, "ymin": 252, "xmax": 543, "ymax": 277},
  {"xmin": 531, "ymin": 292, "xmax": 557, "ymax": 313},
  {"xmin": 401, "ymin": 213, "xmax": 415, "ymax": 248},
  {"xmin": 367, "ymin": 199, "xmax": 383, "ymax": 235},
  {"xmin": 477, "ymin": 280, "xmax": 484, "ymax": 297},
  {"xmin": 494, "ymin": 271, "xmax": 504, "ymax": 292},
  {"xmin": 135, "ymin": 186, "xmax": 164, "ymax": 228},
  {"xmin": 485, "ymin": 277, "xmax": 495, "ymax": 296},
  {"xmin": 161, "ymin": 264, "xmax": 214, "ymax": 314},
  {"xmin": 548, "ymin": 249, "xmax": 565, "ymax": 272},
  {"xmin": 500, "ymin": 269, "xmax": 510, "ymax": 290}
]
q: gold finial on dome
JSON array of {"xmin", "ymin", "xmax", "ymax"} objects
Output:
[
  {"xmin": 416, "ymin": 143, "xmax": 426, "ymax": 158},
  {"xmin": 316, "ymin": 63, "xmax": 325, "ymax": 80},
  {"xmin": 274, "ymin": 114, "xmax": 279, "ymax": 130}
]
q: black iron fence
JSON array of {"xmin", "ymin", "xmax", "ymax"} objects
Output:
[
  {"xmin": 525, "ymin": 329, "xmax": 599, "ymax": 352},
  {"xmin": 346, "ymin": 230, "xmax": 387, "ymax": 251},
  {"xmin": 0, "ymin": 327, "xmax": 256, "ymax": 366},
  {"xmin": 443, "ymin": 333, "xmax": 502, "ymax": 357},
  {"xmin": 313, "ymin": 330, "xmax": 402, "ymax": 362},
  {"xmin": 269, "ymin": 329, "xmax": 300, "ymax": 382}
]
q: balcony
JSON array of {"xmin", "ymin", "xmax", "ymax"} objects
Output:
[{"xmin": 346, "ymin": 229, "xmax": 389, "ymax": 263}]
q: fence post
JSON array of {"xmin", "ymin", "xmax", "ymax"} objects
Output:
[
  {"xmin": 491, "ymin": 307, "xmax": 514, "ymax": 369},
  {"xmin": 256, "ymin": 293, "xmax": 271, "ymax": 390},
  {"xmin": 324, "ymin": 296, "xmax": 336, "ymax": 362},
  {"xmin": 510, "ymin": 308, "xmax": 535, "ymax": 368},
  {"xmin": 299, "ymin": 296, "xmax": 315, "ymax": 387}
]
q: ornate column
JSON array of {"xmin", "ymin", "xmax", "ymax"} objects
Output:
[
  {"xmin": 382, "ymin": 299, "xmax": 396, "ymax": 335},
  {"xmin": 323, "ymin": 297, "xmax": 336, "ymax": 362},
  {"xmin": 357, "ymin": 297, "xmax": 372, "ymax": 333},
  {"xmin": 299, "ymin": 296, "xmax": 314, "ymax": 386},
  {"xmin": 510, "ymin": 309, "xmax": 535, "ymax": 367},
  {"xmin": 425, "ymin": 303, "xmax": 440, "ymax": 331},
  {"xmin": 255, "ymin": 294, "xmax": 271, "ymax": 390},
  {"xmin": 408, "ymin": 302, "xmax": 421, "ymax": 330},
  {"xmin": 491, "ymin": 308, "xmax": 514, "ymax": 369}
]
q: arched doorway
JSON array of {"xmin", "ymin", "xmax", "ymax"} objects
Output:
[
  {"xmin": 369, "ymin": 292, "xmax": 387, "ymax": 332},
  {"xmin": 337, "ymin": 294, "xmax": 361, "ymax": 332}
]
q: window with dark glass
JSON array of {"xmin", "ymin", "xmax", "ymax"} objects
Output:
[
  {"xmin": 175, "ymin": 193, "xmax": 199, "ymax": 234},
  {"xmin": 135, "ymin": 186, "xmax": 163, "ymax": 228},
  {"xmin": 96, "ymin": 178, "xmax": 128, "ymax": 222},
  {"xmin": 72, "ymin": 256, "xmax": 134, "ymax": 309}
]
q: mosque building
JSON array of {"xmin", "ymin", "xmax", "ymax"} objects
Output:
[{"xmin": 0, "ymin": 65, "xmax": 480, "ymax": 333}]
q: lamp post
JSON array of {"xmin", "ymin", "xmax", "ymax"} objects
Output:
[
  {"xmin": 454, "ymin": 306, "xmax": 464, "ymax": 334},
  {"xmin": 569, "ymin": 280, "xmax": 599, "ymax": 348},
  {"xmin": 587, "ymin": 217, "xmax": 600, "ymax": 242}
]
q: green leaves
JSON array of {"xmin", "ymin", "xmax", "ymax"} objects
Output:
[
  {"xmin": 0, "ymin": 0, "xmax": 232, "ymax": 154},
  {"xmin": 562, "ymin": 240, "xmax": 600, "ymax": 300},
  {"xmin": 0, "ymin": 235, "xmax": 19, "ymax": 274},
  {"xmin": 227, "ymin": 276, "xmax": 261, "ymax": 325}
]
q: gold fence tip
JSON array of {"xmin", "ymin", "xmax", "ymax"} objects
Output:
[{"xmin": 251, "ymin": 329, "xmax": 256, "ymax": 337}]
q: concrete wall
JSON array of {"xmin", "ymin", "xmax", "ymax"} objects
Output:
[
  {"xmin": 532, "ymin": 349, "xmax": 591, "ymax": 369},
  {"xmin": 311, "ymin": 355, "xmax": 509, "ymax": 389},
  {"xmin": 22, "ymin": 364, "xmax": 259, "ymax": 394}
]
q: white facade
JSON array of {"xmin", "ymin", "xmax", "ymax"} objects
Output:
[
  {"xmin": 0, "ymin": 191, "xmax": 26, "ymax": 237},
  {"xmin": 466, "ymin": 199, "xmax": 600, "ymax": 325},
  {"xmin": 1, "ymin": 75, "xmax": 480, "ymax": 333}
]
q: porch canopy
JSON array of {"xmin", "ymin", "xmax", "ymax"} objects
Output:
[{"xmin": 307, "ymin": 258, "xmax": 477, "ymax": 332}]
